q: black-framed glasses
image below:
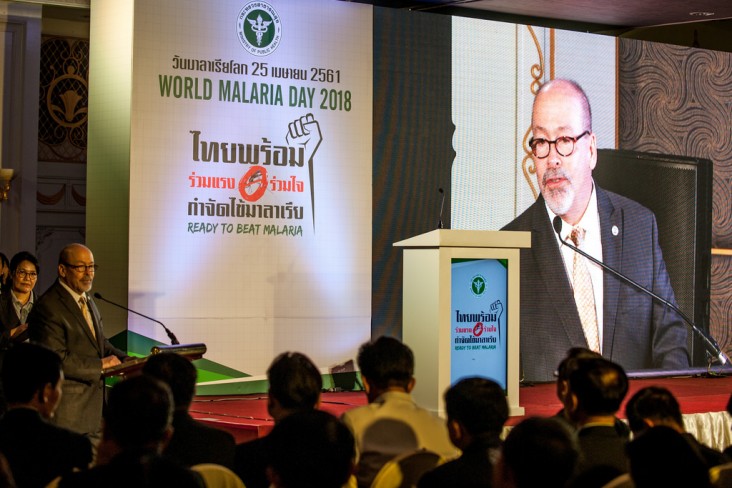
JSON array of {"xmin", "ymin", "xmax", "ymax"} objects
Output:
[
  {"xmin": 529, "ymin": 131, "xmax": 590, "ymax": 158},
  {"xmin": 63, "ymin": 263, "xmax": 99, "ymax": 273},
  {"xmin": 15, "ymin": 270, "xmax": 38, "ymax": 280}
]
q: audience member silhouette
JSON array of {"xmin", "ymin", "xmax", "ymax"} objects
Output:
[
  {"xmin": 553, "ymin": 347, "xmax": 631, "ymax": 440},
  {"xmin": 0, "ymin": 343, "xmax": 92, "ymax": 487},
  {"xmin": 267, "ymin": 409, "xmax": 354, "ymax": 488},
  {"xmin": 418, "ymin": 377, "xmax": 509, "ymax": 488},
  {"xmin": 142, "ymin": 352, "xmax": 236, "ymax": 468},
  {"xmin": 626, "ymin": 386, "xmax": 729, "ymax": 468},
  {"xmin": 57, "ymin": 375, "xmax": 203, "ymax": 487},
  {"xmin": 234, "ymin": 351, "xmax": 322, "ymax": 488},
  {"xmin": 627, "ymin": 425, "xmax": 711, "ymax": 488},
  {"xmin": 493, "ymin": 417, "xmax": 578, "ymax": 488},
  {"xmin": 563, "ymin": 357, "xmax": 629, "ymax": 486},
  {"xmin": 342, "ymin": 336, "xmax": 458, "ymax": 487}
]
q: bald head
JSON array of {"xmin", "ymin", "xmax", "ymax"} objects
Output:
[
  {"xmin": 58, "ymin": 243, "xmax": 96, "ymax": 294},
  {"xmin": 533, "ymin": 79, "xmax": 592, "ymax": 133}
]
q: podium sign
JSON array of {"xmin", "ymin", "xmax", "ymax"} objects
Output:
[
  {"xmin": 450, "ymin": 258, "xmax": 508, "ymax": 388},
  {"xmin": 394, "ymin": 230, "xmax": 530, "ymax": 416}
]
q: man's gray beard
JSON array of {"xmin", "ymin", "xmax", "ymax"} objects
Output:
[{"xmin": 543, "ymin": 185, "xmax": 574, "ymax": 217}]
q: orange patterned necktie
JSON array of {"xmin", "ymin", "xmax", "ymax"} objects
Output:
[
  {"xmin": 570, "ymin": 227, "xmax": 600, "ymax": 353},
  {"xmin": 79, "ymin": 296, "xmax": 96, "ymax": 339}
]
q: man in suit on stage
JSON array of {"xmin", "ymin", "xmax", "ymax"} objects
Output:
[
  {"xmin": 502, "ymin": 79, "xmax": 689, "ymax": 382},
  {"xmin": 28, "ymin": 243, "xmax": 128, "ymax": 440}
]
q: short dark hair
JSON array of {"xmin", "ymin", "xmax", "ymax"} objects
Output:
[
  {"xmin": 142, "ymin": 352, "xmax": 197, "ymax": 409},
  {"xmin": 1, "ymin": 343, "xmax": 62, "ymax": 404},
  {"xmin": 104, "ymin": 375, "xmax": 174, "ymax": 449},
  {"xmin": 0, "ymin": 252, "xmax": 8, "ymax": 268},
  {"xmin": 357, "ymin": 336, "xmax": 413, "ymax": 390},
  {"xmin": 445, "ymin": 377, "xmax": 508, "ymax": 437},
  {"xmin": 267, "ymin": 352, "xmax": 322, "ymax": 411},
  {"xmin": 625, "ymin": 386, "xmax": 683, "ymax": 434},
  {"xmin": 501, "ymin": 417, "xmax": 579, "ymax": 488},
  {"xmin": 627, "ymin": 426, "xmax": 710, "ymax": 488},
  {"xmin": 268, "ymin": 410, "xmax": 355, "ymax": 488},
  {"xmin": 9, "ymin": 251, "xmax": 39, "ymax": 276},
  {"xmin": 556, "ymin": 347, "xmax": 600, "ymax": 381},
  {"xmin": 568, "ymin": 357, "xmax": 628, "ymax": 415}
]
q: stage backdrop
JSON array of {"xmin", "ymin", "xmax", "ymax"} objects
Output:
[{"xmin": 90, "ymin": 0, "xmax": 373, "ymax": 385}]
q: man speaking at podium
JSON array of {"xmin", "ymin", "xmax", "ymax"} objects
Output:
[
  {"xmin": 29, "ymin": 243, "xmax": 128, "ymax": 440},
  {"xmin": 502, "ymin": 79, "xmax": 689, "ymax": 382}
]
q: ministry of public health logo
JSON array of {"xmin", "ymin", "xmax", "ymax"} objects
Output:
[
  {"xmin": 236, "ymin": 2, "xmax": 282, "ymax": 57},
  {"xmin": 470, "ymin": 274, "xmax": 487, "ymax": 297}
]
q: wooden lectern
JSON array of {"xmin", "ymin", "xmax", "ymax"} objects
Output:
[
  {"xmin": 103, "ymin": 343, "xmax": 207, "ymax": 378},
  {"xmin": 394, "ymin": 230, "xmax": 530, "ymax": 416}
]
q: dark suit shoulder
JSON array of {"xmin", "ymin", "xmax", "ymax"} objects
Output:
[{"xmin": 165, "ymin": 412, "xmax": 236, "ymax": 468}]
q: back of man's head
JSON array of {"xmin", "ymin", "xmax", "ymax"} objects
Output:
[
  {"xmin": 142, "ymin": 352, "xmax": 197, "ymax": 410},
  {"xmin": 625, "ymin": 386, "xmax": 683, "ymax": 434},
  {"xmin": 627, "ymin": 426, "xmax": 710, "ymax": 488},
  {"xmin": 2, "ymin": 343, "xmax": 62, "ymax": 405},
  {"xmin": 104, "ymin": 375, "xmax": 174, "ymax": 450},
  {"xmin": 555, "ymin": 348, "xmax": 601, "ymax": 404},
  {"xmin": 567, "ymin": 357, "xmax": 628, "ymax": 418},
  {"xmin": 357, "ymin": 336, "xmax": 413, "ymax": 392},
  {"xmin": 267, "ymin": 410, "xmax": 355, "ymax": 488},
  {"xmin": 499, "ymin": 417, "xmax": 578, "ymax": 488},
  {"xmin": 445, "ymin": 377, "xmax": 508, "ymax": 439},
  {"xmin": 267, "ymin": 352, "xmax": 322, "ymax": 412}
]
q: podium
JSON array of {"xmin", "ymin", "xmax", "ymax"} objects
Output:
[
  {"xmin": 394, "ymin": 230, "xmax": 530, "ymax": 416},
  {"xmin": 103, "ymin": 343, "xmax": 207, "ymax": 378}
]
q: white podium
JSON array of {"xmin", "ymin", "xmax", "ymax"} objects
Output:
[{"xmin": 394, "ymin": 229, "xmax": 530, "ymax": 416}]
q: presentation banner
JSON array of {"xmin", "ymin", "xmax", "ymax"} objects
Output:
[
  {"xmin": 450, "ymin": 258, "xmax": 508, "ymax": 389},
  {"xmin": 127, "ymin": 0, "xmax": 373, "ymax": 376}
]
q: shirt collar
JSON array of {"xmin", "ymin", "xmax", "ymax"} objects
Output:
[{"xmin": 59, "ymin": 279, "xmax": 87, "ymax": 304}]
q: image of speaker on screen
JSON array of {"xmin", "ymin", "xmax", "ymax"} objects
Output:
[{"xmin": 501, "ymin": 78, "xmax": 690, "ymax": 382}]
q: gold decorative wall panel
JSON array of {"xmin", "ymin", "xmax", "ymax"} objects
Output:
[{"xmin": 618, "ymin": 38, "xmax": 732, "ymax": 358}]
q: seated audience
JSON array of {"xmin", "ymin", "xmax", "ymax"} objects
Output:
[
  {"xmin": 627, "ymin": 425, "xmax": 711, "ymax": 488},
  {"xmin": 625, "ymin": 386, "xmax": 729, "ymax": 468},
  {"xmin": 418, "ymin": 376, "xmax": 509, "ymax": 488},
  {"xmin": 0, "ymin": 343, "xmax": 92, "ymax": 487},
  {"xmin": 493, "ymin": 417, "xmax": 578, "ymax": 488},
  {"xmin": 563, "ymin": 357, "xmax": 629, "ymax": 486},
  {"xmin": 342, "ymin": 336, "xmax": 458, "ymax": 487},
  {"xmin": 142, "ymin": 352, "xmax": 236, "ymax": 468},
  {"xmin": 267, "ymin": 409, "xmax": 354, "ymax": 488},
  {"xmin": 554, "ymin": 347, "xmax": 630, "ymax": 439},
  {"xmin": 57, "ymin": 375, "xmax": 203, "ymax": 487},
  {"xmin": 234, "ymin": 351, "xmax": 322, "ymax": 488}
]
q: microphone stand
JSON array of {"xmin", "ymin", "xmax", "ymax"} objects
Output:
[
  {"xmin": 93, "ymin": 293, "xmax": 180, "ymax": 345},
  {"xmin": 552, "ymin": 216, "xmax": 728, "ymax": 367}
]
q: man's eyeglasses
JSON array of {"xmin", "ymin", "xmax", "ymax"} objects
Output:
[
  {"xmin": 63, "ymin": 263, "xmax": 99, "ymax": 273},
  {"xmin": 529, "ymin": 131, "xmax": 590, "ymax": 159},
  {"xmin": 15, "ymin": 270, "xmax": 38, "ymax": 280}
]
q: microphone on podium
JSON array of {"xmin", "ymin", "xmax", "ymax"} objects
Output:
[
  {"xmin": 438, "ymin": 188, "xmax": 445, "ymax": 229},
  {"xmin": 93, "ymin": 292, "xmax": 180, "ymax": 345},
  {"xmin": 551, "ymin": 216, "xmax": 727, "ymax": 366}
]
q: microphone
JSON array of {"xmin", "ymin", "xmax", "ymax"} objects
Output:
[
  {"xmin": 552, "ymin": 216, "xmax": 728, "ymax": 366},
  {"xmin": 438, "ymin": 188, "xmax": 445, "ymax": 229},
  {"xmin": 93, "ymin": 292, "xmax": 180, "ymax": 345}
]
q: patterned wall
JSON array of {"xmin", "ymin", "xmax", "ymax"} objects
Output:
[{"xmin": 618, "ymin": 39, "xmax": 732, "ymax": 359}]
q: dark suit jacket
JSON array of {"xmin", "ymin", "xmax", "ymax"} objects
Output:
[
  {"xmin": 28, "ymin": 280, "xmax": 128, "ymax": 436},
  {"xmin": 0, "ymin": 290, "xmax": 32, "ymax": 349},
  {"xmin": 164, "ymin": 410, "xmax": 236, "ymax": 469},
  {"xmin": 502, "ymin": 187, "xmax": 690, "ymax": 382},
  {"xmin": 0, "ymin": 407, "xmax": 92, "ymax": 488},
  {"xmin": 233, "ymin": 435, "xmax": 270, "ymax": 488},
  {"xmin": 57, "ymin": 448, "xmax": 204, "ymax": 488},
  {"xmin": 418, "ymin": 436, "xmax": 500, "ymax": 488}
]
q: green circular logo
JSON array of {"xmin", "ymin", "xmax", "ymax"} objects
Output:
[
  {"xmin": 471, "ymin": 275, "xmax": 487, "ymax": 297},
  {"xmin": 236, "ymin": 2, "xmax": 282, "ymax": 57}
]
